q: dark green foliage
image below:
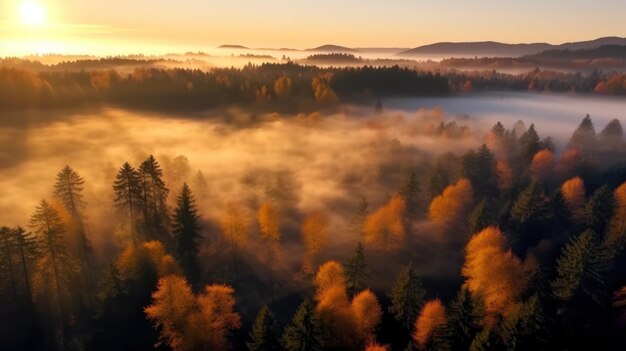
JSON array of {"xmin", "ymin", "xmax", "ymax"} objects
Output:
[
  {"xmin": 498, "ymin": 294, "xmax": 548, "ymax": 350},
  {"xmin": 139, "ymin": 155, "xmax": 169, "ymax": 236},
  {"xmin": 282, "ymin": 299, "xmax": 323, "ymax": 351},
  {"xmin": 389, "ymin": 263, "xmax": 426, "ymax": 330},
  {"xmin": 0, "ymin": 226, "xmax": 37, "ymax": 301},
  {"xmin": 248, "ymin": 305, "xmax": 281, "ymax": 351},
  {"xmin": 351, "ymin": 196, "xmax": 369, "ymax": 235},
  {"xmin": 172, "ymin": 183, "xmax": 201, "ymax": 284},
  {"xmin": 113, "ymin": 162, "xmax": 143, "ymax": 244},
  {"xmin": 509, "ymin": 182, "xmax": 554, "ymax": 250},
  {"xmin": 462, "ymin": 144, "xmax": 498, "ymax": 198},
  {"xmin": 518, "ymin": 124, "xmax": 541, "ymax": 164},
  {"xmin": 583, "ymin": 185, "xmax": 614, "ymax": 236},
  {"xmin": 552, "ymin": 230, "xmax": 609, "ymax": 303},
  {"xmin": 443, "ymin": 288, "xmax": 484, "ymax": 351},
  {"xmin": 467, "ymin": 199, "xmax": 493, "ymax": 235},
  {"xmin": 569, "ymin": 114, "xmax": 597, "ymax": 152},
  {"xmin": 398, "ymin": 169, "xmax": 421, "ymax": 218},
  {"xmin": 344, "ymin": 242, "xmax": 369, "ymax": 297}
]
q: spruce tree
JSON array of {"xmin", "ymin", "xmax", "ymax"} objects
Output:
[
  {"xmin": 389, "ymin": 263, "xmax": 426, "ymax": 329},
  {"xmin": 54, "ymin": 165, "xmax": 93, "ymax": 277},
  {"xmin": 282, "ymin": 299, "xmax": 322, "ymax": 351},
  {"xmin": 518, "ymin": 124, "xmax": 541, "ymax": 164},
  {"xmin": 139, "ymin": 155, "xmax": 169, "ymax": 234},
  {"xmin": 443, "ymin": 287, "xmax": 484, "ymax": 351},
  {"xmin": 569, "ymin": 114, "xmax": 597, "ymax": 152},
  {"xmin": 113, "ymin": 162, "xmax": 143, "ymax": 245},
  {"xmin": 583, "ymin": 185, "xmax": 614, "ymax": 236},
  {"xmin": 467, "ymin": 199, "xmax": 492, "ymax": 235},
  {"xmin": 344, "ymin": 242, "xmax": 369, "ymax": 297},
  {"xmin": 247, "ymin": 305, "xmax": 281, "ymax": 351},
  {"xmin": 399, "ymin": 169, "xmax": 420, "ymax": 218},
  {"xmin": 351, "ymin": 196, "xmax": 369, "ymax": 236},
  {"xmin": 172, "ymin": 183, "xmax": 201, "ymax": 284}
]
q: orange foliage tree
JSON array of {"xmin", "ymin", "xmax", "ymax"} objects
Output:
[
  {"xmin": 220, "ymin": 202, "xmax": 248, "ymax": 278},
  {"xmin": 301, "ymin": 211, "xmax": 329, "ymax": 274},
  {"xmin": 560, "ymin": 177, "xmax": 586, "ymax": 222},
  {"xmin": 428, "ymin": 178, "xmax": 473, "ymax": 232},
  {"xmin": 530, "ymin": 149, "xmax": 554, "ymax": 181},
  {"xmin": 363, "ymin": 196, "xmax": 406, "ymax": 249},
  {"xmin": 496, "ymin": 159, "xmax": 513, "ymax": 191},
  {"xmin": 461, "ymin": 227, "xmax": 532, "ymax": 320},
  {"xmin": 607, "ymin": 181, "xmax": 626, "ymax": 250},
  {"xmin": 145, "ymin": 275, "xmax": 241, "ymax": 351},
  {"xmin": 351, "ymin": 289, "xmax": 382, "ymax": 344},
  {"xmin": 413, "ymin": 299, "xmax": 446, "ymax": 349}
]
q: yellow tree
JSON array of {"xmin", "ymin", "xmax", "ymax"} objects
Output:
[
  {"xmin": 273, "ymin": 76, "xmax": 292, "ymax": 99},
  {"xmin": 301, "ymin": 211, "xmax": 329, "ymax": 274},
  {"xmin": 428, "ymin": 178, "xmax": 473, "ymax": 232},
  {"xmin": 496, "ymin": 159, "xmax": 513, "ymax": 191},
  {"xmin": 314, "ymin": 260, "xmax": 346, "ymax": 297},
  {"xmin": 413, "ymin": 299, "xmax": 446, "ymax": 350},
  {"xmin": 363, "ymin": 196, "xmax": 406, "ymax": 250},
  {"xmin": 258, "ymin": 202, "xmax": 281, "ymax": 301},
  {"xmin": 221, "ymin": 202, "xmax": 248, "ymax": 279},
  {"xmin": 461, "ymin": 227, "xmax": 532, "ymax": 321},
  {"xmin": 194, "ymin": 284, "xmax": 242, "ymax": 350},
  {"xmin": 118, "ymin": 240, "xmax": 180, "ymax": 281},
  {"xmin": 352, "ymin": 289, "xmax": 382, "ymax": 345},
  {"xmin": 607, "ymin": 181, "xmax": 626, "ymax": 252},
  {"xmin": 561, "ymin": 177, "xmax": 586, "ymax": 222}
]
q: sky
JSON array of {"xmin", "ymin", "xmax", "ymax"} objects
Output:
[{"xmin": 1, "ymin": 0, "xmax": 625, "ymax": 56}]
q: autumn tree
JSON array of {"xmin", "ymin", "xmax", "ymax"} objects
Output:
[
  {"xmin": 496, "ymin": 159, "xmax": 513, "ymax": 191},
  {"xmin": 561, "ymin": 177, "xmax": 586, "ymax": 223},
  {"xmin": 607, "ymin": 181, "xmax": 626, "ymax": 253},
  {"xmin": 221, "ymin": 202, "xmax": 247, "ymax": 279},
  {"xmin": 195, "ymin": 284, "xmax": 242, "ymax": 349},
  {"xmin": 389, "ymin": 263, "xmax": 426, "ymax": 330},
  {"xmin": 282, "ymin": 299, "xmax": 323, "ymax": 351},
  {"xmin": 352, "ymin": 289, "xmax": 382, "ymax": 345},
  {"xmin": 301, "ymin": 211, "xmax": 329, "ymax": 274},
  {"xmin": 428, "ymin": 178, "xmax": 473, "ymax": 233},
  {"xmin": 462, "ymin": 227, "xmax": 531, "ymax": 320},
  {"xmin": 363, "ymin": 195, "xmax": 406, "ymax": 249},
  {"xmin": 113, "ymin": 162, "xmax": 143, "ymax": 245},
  {"xmin": 54, "ymin": 166, "xmax": 93, "ymax": 276},
  {"xmin": 248, "ymin": 305, "xmax": 281, "ymax": 351},
  {"xmin": 345, "ymin": 242, "xmax": 369, "ymax": 297},
  {"xmin": 413, "ymin": 299, "xmax": 446, "ymax": 350},
  {"xmin": 274, "ymin": 76, "xmax": 292, "ymax": 99},
  {"xmin": 171, "ymin": 183, "xmax": 201, "ymax": 284},
  {"xmin": 258, "ymin": 202, "xmax": 281, "ymax": 300},
  {"xmin": 529, "ymin": 149, "xmax": 554, "ymax": 181}
]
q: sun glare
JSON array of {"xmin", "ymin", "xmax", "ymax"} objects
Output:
[{"xmin": 20, "ymin": 2, "xmax": 46, "ymax": 26}]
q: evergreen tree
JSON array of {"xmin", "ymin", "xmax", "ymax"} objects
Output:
[
  {"xmin": 398, "ymin": 169, "xmax": 420, "ymax": 218},
  {"xmin": 192, "ymin": 169, "xmax": 209, "ymax": 200},
  {"xmin": 113, "ymin": 162, "xmax": 143, "ymax": 245},
  {"xmin": 443, "ymin": 287, "xmax": 484, "ymax": 351},
  {"xmin": 498, "ymin": 294, "xmax": 547, "ymax": 350},
  {"xmin": 518, "ymin": 124, "xmax": 541, "ymax": 165},
  {"xmin": 282, "ymin": 299, "xmax": 323, "ymax": 351},
  {"xmin": 389, "ymin": 263, "xmax": 426, "ymax": 329},
  {"xmin": 569, "ymin": 114, "xmax": 597, "ymax": 152},
  {"xmin": 248, "ymin": 305, "xmax": 281, "ymax": 351},
  {"xmin": 344, "ymin": 242, "xmax": 369, "ymax": 297},
  {"xmin": 29, "ymin": 199, "xmax": 77, "ymax": 348},
  {"xmin": 509, "ymin": 182, "xmax": 553, "ymax": 251},
  {"xmin": 552, "ymin": 230, "xmax": 609, "ymax": 303},
  {"xmin": 171, "ymin": 183, "xmax": 201, "ymax": 285},
  {"xmin": 467, "ymin": 199, "xmax": 492, "ymax": 235},
  {"xmin": 462, "ymin": 144, "xmax": 498, "ymax": 198},
  {"xmin": 139, "ymin": 155, "xmax": 169, "ymax": 235},
  {"xmin": 583, "ymin": 185, "xmax": 614, "ymax": 236},
  {"xmin": 0, "ymin": 226, "xmax": 36, "ymax": 301},
  {"xmin": 54, "ymin": 165, "xmax": 93, "ymax": 277},
  {"xmin": 351, "ymin": 196, "xmax": 369, "ymax": 236}
]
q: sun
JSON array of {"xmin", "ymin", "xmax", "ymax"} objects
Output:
[{"xmin": 20, "ymin": 2, "xmax": 46, "ymax": 26}]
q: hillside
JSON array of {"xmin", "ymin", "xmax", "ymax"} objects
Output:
[{"xmin": 306, "ymin": 44, "xmax": 358, "ymax": 53}]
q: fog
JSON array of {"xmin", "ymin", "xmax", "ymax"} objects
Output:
[{"xmin": 1, "ymin": 93, "xmax": 623, "ymax": 304}]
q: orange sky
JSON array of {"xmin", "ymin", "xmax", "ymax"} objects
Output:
[{"xmin": 1, "ymin": 0, "xmax": 625, "ymax": 56}]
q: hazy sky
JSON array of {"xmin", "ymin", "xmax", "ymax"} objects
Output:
[{"xmin": 1, "ymin": 0, "xmax": 625, "ymax": 55}]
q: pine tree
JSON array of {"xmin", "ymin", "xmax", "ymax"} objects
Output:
[
  {"xmin": 467, "ymin": 199, "xmax": 492, "ymax": 235},
  {"xmin": 552, "ymin": 230, "xmax": 609, "ymax": 303},
  {"xmin": 54, "ymin": 165, "xmax": 93, "ymax": 278},
  {"xmin": 172, "ymin": 183, "xmax": 201, "ymax": 285},
  {"xmin": 509, "ymin": 182, "xmax": 553, "ymax": 250},
  {"xmin": 462, "ymin": 144, "xmax": 498, "ymax": 198},
  {"xmin": 583, "ymin": 185, "xmax": 614, "ymax": 236},
  {"xmin": 113, "ymin": 162, "xmax": 143, "ymax": 245},
  {"xmin": 518, "ymin": 124, "xmax": 541, "ymax": 164},
  {"xmin": 443, "ymin": 288, "xmax": 484, "ymax": 351},
  {"xmin": 192, "ymin": 169, "xmax": 209, "ymax": 201},
  {"xmin": 139, "ymin": 155, "xmax": 169, "ymax": 235},
  {"xmin": 0, "ymin": 226, "xmax": 36, "ymax": 301},
  {"xmin": 247, "ymin": 305, "xmax": 281, "ymax": 351},
  {"xmin": 351, "ymin": 196, "xmax": 369, "ymax": 236},
  {"xmin": 29, "ymin": 199, "xmax": 77, "ymax": 348},
  {"xmin": 498, "ymin": 294, "xmax": 548, "ymax": 350},
  {"xmin": 569, "ymin": 114, "xmax": 597, "ymax": 152},
  {"xmin": 282, "ymin": 299, "xmax": 323, "ymax": 351},
  {"xmin": 389, "ymin": 263, "xmax": 426, "ymax": 329},
  {"xmin": 399, "ymin": 169, "xmax": 420, "ymax": 218},
  {"xmin": 344, "ymin": 242, "xmax": 369, "ymax": 297}
]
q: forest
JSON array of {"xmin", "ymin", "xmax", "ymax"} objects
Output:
[{"xmin": 2, "ymin": 107, "xmax": 626, "ymax": 350}]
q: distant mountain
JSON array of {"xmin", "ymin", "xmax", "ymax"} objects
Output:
[
  {"xmin": 526, "ymin": 44, "xmax": 626, "ymax": 60},
  {"xmin": 307, "ymin": 45, "xmax": 358, "ymax": 53},
  {"xmin": 355, "ymin": 47, "xmax": 411, "ymax": 54},
  {"xmin": 218, "ymin": 44, "xmax": 250, "ymax": 49},
  {"xmin": 397, "ymin": 37, "xmax": 626, "ymax": 58}
]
